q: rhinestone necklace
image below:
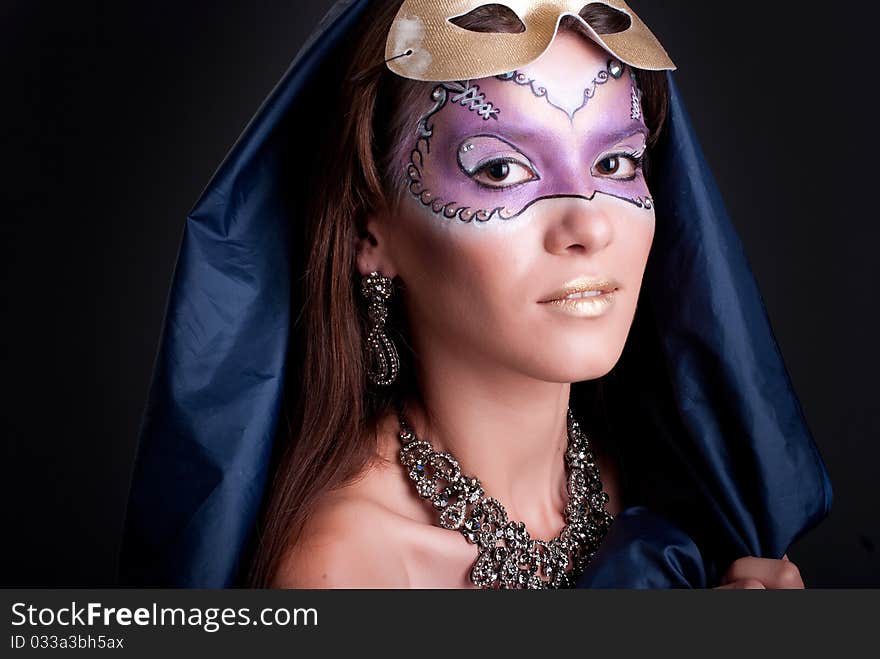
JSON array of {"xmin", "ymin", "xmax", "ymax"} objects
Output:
[{"xmin": 396, "ymin": 408, "xmax": 613, "ymax": 589}]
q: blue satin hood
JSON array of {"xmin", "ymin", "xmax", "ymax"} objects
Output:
[{"xmin": 119, "ymin": 0, "xmax": 832, "ymax": 588}]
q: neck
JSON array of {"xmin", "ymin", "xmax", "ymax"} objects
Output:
[{"xmin": 400, "ymin": 347, "xmax": 573, "ymax": 541}]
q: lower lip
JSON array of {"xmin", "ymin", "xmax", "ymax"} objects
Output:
[{"xmin": 539, "ymin": 291, "xmax": 617, "ymax": 318}]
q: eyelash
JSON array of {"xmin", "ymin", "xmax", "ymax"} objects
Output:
[
  {"xmin": 469, "ymin": 148, "xmax": 646, "ymax": 190},
  {"xmin": 599, "ymin": 149, "xmax": 645, "ymax": 180},
  {"xmin": 470, "ymin": 157, "xmax": 536, "ymax": 191}
]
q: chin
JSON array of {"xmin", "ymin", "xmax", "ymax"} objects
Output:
[{"xmin": 516, "ymin": 340, "xmax": 627, "ymax": 384}]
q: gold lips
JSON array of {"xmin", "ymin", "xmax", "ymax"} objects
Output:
[{"xmin": 540, "ymin": 276, "xmax": 621, "ymax": 303}]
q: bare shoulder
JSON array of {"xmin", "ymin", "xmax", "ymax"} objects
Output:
[
  {"xmin": 271, "ymin": 412, "xmax": 478, "ymax": 589},
  {"xmin": 271, "ymin": 491, "xmax": 411, "ymax": 589}
]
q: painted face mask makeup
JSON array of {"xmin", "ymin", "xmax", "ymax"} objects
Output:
[
  {"xmin": 406, "ymin": 55, "xmax": 653, "ymax": 223},
  {"xmin": 387, "ymin": 1, "xmax": 674, "ymax": 225}
]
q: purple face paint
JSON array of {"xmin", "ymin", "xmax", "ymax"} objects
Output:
[{"xmin": 406, "ymin": 61, "xmax": 653, "ymax": 223}]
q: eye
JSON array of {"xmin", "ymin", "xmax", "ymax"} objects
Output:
[
  {"xmin": 593, "ymin": 152, "xmax": 643, "ymax": 180},
  {"xmin": 471, "ymin": 158, "xmax": 538, "ymax": 189}
]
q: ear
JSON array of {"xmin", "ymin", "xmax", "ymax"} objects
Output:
[{"xmin": 355, "ymin": 211, "xmax": 398, "ymax": 280}]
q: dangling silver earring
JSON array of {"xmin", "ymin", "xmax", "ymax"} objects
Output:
[{"xmin": 361, "ymin": 271, "xmax": 400, "ymax": 386}]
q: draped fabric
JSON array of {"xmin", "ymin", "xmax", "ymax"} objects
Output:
[{"xmin": 119, "ymin": 0, "xmax": 831, "ymax": 588}]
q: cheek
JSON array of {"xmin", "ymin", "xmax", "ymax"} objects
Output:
[
  {"xmin": 390, "ymin": 193, "xmax": 656, "ymax": 381},
  {"xmin": 624, "ymin": 209, "xmax": 655, "ymax": 274},
  {"xmin": 605, "ymin": 208, "xmax": 654, "ymax": 316},
  {"xmin": 638, "ymin": 212, "xmax": 656, "ymax": 273},
  {"xmin": 392, "ymin": 199, "xmax": 540, "ymax": 325},
  {"xmin": 606, "ymin": 208, "xmax": 655, "ymax": 333}
]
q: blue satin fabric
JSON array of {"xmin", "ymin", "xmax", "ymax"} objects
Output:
[
  {"xmin": 119, "ymin": 0, "xmax": 831, "ymax": 588},
  {"xmin": 576, "ymin": 507, "xmax": 708, "ymax": 588},
  {"xmin": 119, "ymin": 0, "xmax": 372, "ymax": 588}
]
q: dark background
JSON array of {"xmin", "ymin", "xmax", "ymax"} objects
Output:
[{"xmin": 2, "ymin": 0, "xmax": 877, "ymax": 587}]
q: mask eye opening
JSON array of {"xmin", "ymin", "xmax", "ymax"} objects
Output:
[
  {"xmin": 578, "ymin": 3, "xmax": 633, "ymax": 34},
  {"xmin": 448, "ymin": 4, "xmax": 527, "ymax": 34}
]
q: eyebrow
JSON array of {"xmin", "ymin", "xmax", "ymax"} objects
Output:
[
  {"xmin": 600, "ymin": 124, "xmax": 648, "ymax": 146},
  {"xmin": 480, "ymin": 120, "xmax": 648, "ymax": 153}
]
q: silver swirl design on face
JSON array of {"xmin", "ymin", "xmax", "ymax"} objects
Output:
[
  {"xmin": 447, "ymin": 80, "xmax": 501, "ymax": 120},
  {"xmin": 404, "ymin": 63, "xmax": 655, "ymax": 223},
  {"xmin": 407, "ymin": 130, "xmax": 655, "ymax": 222},
  {"xmin": 630, "ymin": 71, "xmax": 643, "ymax": 121},
  {"xmin": 406, "ymin": 136, "xmax": 655, "ymax": 222},
  {"xmin": 407, "ymin": 135, "xmax": 515, "ymax": 223},
  {"xmin": 495, "ymin": 59, "xmax": 625, "ymax": 122},
  {"xmin": 416, "ymin": 81, "xmax": 500, "ymax": 143}
]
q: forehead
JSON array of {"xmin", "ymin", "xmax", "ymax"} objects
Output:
[
  {"xmin": 511, "ymin": 28, "xmax": 613, "ymax": 105},
  {"xmin": 433, "ymin": 30, "xmax": 643, "ymax": 142}
]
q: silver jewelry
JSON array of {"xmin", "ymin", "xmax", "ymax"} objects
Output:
[
  {"xmin": 361, "ymin": 271, "xmax": 400, "ymax": 386},
  {"xmin": 608, "ymin": 59, "xmax": 625, "ymax": 80},
  {"xmin": 397, "ymin": 408, "xmax": 613, "ymax": 589}
]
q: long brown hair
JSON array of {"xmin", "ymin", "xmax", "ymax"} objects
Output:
[{"xmin": 246, "ymin": 0, "xmax": 669, "ymax": 588}]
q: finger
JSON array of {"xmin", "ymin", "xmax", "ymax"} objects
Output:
[
  {"xmin": 722, "ymin": 557, "xmax": 804, "ymax": 589},
  {"xmin": 723, "ymin": 557, "xmax": 803, "ymax": 589},
  {"xmin": 716, "ymin": 579, "xmax": 767, "ymax": 590}
]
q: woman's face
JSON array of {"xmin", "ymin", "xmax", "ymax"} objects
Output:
[{"xmin": 380, "ymin": 30, "xmax": 655, "ymax": 382}]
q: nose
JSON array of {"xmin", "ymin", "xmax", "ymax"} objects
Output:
[{"xmin": 543, "ymin": 197, "xmax": 614, "ymax": 256}]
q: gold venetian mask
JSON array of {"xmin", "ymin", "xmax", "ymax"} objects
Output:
[{"xmin": 385, "ymin": 0, "xmax": 676, "ymax": 82}]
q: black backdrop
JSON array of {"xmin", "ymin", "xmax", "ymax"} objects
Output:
[{"xmin": 2, "ymin": 0, "xmax": 878, "ymax": 587}]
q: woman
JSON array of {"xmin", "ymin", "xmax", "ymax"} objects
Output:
[{"xmin": 120, "ymin": 0, "xmax": 832, "ymax": 589}]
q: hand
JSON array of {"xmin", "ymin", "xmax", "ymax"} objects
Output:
[{"xmin": 716, "ymin": 554, "xmax": 805, "ymax": 589}]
